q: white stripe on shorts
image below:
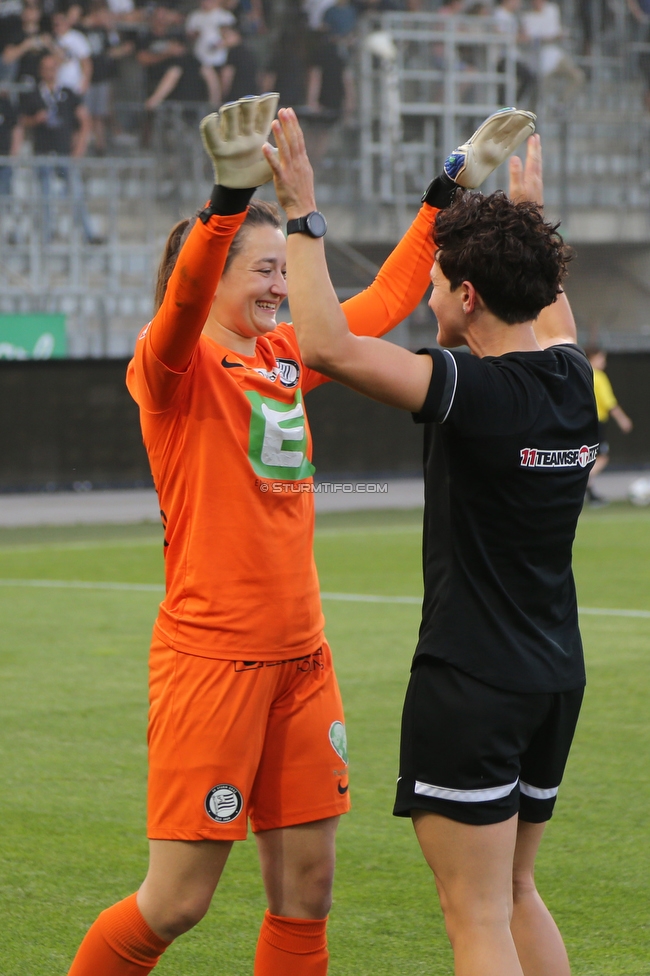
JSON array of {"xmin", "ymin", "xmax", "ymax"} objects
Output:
[
  {"xmin": 414, "ymin": 778, "xmax": 519, "ymax": 803},
  {"xmin": 519, "ymin": 781, "xmax": 559, "ymax": 800}
]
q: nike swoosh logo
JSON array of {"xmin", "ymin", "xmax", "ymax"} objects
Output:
[
  {"xmin": 221, "ymin": 357, "xmax": 245, "ymax": 369},
  {"xmin": 337, "ymin": 782, "xmax": 349, "ymax": 795}
]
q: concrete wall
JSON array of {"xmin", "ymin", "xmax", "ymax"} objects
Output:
[{"xmin": 0, "ymin": 354, "xmax": 648, "ymax": 492}]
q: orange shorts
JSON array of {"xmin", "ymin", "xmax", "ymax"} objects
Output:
[{"xmin": 147, "ymin": 636, "xmax": 350, "ymax": 840}]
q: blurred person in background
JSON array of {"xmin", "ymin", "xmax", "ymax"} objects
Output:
[
  {"xmin": 0, "ymin": 0, "xmax": 22, "ymax": 79},
  {"xmin": 322, "ymin": 0, "xmax": 356, "ymax": 124},
  {"xmin": 1, "ymin": 2, "xmax": 53, "ymax": 86},
  {"xmin": 82, "ymin": 0, "xmax": 134, "ymax": 153},
  {"xmin": 186, "ymin": 0, "xmax": 235, "ymax": 105},
  {"xmin": 137, "ymin": 5, "xmax": 207, "ymax": 111},
  {"xmin": 0, "ymin": 83, "xmax": 20, "ymax": 193},
  {"xmin": 585, "ymin": 347, "xmax": 633, "ymax": 505},
  {"xmin": 494, "ymin": 0, "xmax": 537, "ymax": 107},
  {"xmin": 52, "ymin": 8, "xmax": 92, "ymax": 94},
  {"xmin": 220, "ymin": 23, "xmax": 258, "ymax": 99},
  {"xmin": 20, "ymin": 51, "xmax": 98, "ymax": 241},
  {"xmin": 303, "ymin": 0, "xmax": 344, "ymax": 118},
  {"xmin": 627, "ymin": 0, "xmax": 650, "ymax": 110},
  {"xmin": 521, "ymin": 0, "xmax": 584, "ymax": 96},
  {"xmin": 261, "ymin": 12, "xmax": 308, "ymax": 107}
]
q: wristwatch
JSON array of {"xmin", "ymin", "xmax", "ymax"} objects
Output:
[{"xmin": 286, "ymin": 211, "xmax": 328, "ymax": 238}]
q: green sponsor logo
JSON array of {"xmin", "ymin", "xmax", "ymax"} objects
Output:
[
  {"xmin": 246, "ymin": 389, "xmax": 315, "ymax": 482},
  {"xmin": 329, "ymin": 721, "xmax": 348, "ymax": 764}
]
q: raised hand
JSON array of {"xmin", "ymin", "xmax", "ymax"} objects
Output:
[
  {"xmin": 508, "ymin": 133, "xmax": 543, "ymax": 207},
  {"xmin": 200, "ymin": 92, "xmax": 279, "ymax": 188},
  {"xmin": 262, "ymin": 107, "xmax": 317, "ymax": 219}
]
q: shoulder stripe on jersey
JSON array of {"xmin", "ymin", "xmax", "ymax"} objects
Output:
[
  {"xmin": 437, "ymin": 348, "xmax": 458, "ymax": 423},
  {"xmin": 414, "ymin": 777, "xmax": 518, "ymax": 803}
]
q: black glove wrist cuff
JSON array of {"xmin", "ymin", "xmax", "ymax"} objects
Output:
[
  {"xmin": 422, "ymin": 171, "xmax": 458, "ymax": 209},
  {"xmin": 199, "ymin": 185, "xmax": 256, "ymax": 222}
]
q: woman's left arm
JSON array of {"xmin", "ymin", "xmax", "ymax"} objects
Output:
[{"xmin": 340, "ymin": 203, "xmax": 437, "ymax": 338}]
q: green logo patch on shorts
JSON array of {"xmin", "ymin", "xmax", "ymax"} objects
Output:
[
  {"xmin": 246, "ymin": 389, "xmax": 315, "ymax": 482},
  {"xmin": 329, "ymin": 721, "xmax": 348, "ymax": 764}
]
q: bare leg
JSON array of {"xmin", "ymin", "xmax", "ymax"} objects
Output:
[
  {"xmin": 201, "ymin": 64, "xmax": 221, "ymax": 106},
  {"xmin": 589, "ymin": 452, "xmax": 609, "ymax": 482},
  {"xmin": 413, "ymin": 811, "xmax": 524, "ymax": 976},
  {"xmin": 220, "ymin": 64, "xmax": 234, "ymax": 100},
  {"xmin": 306, "ymin": 66, "xmax": 323, "ymax": 112},
  {"xmin": 511, "ymin": 820, "xmax": 571, "ymax": 976},
  {"xmin": 145, "ymin": 65, "xmax": 183, "ymax": 110},
  {"xmin": 256, "ymin": 816, "xmax": 339, "ymax": 918},
  {"xmin": 137, "ymin": 838, "xmax": 233, "ymax": 941}
]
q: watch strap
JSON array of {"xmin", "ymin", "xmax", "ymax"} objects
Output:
[{"xmin": 286, "ymin": 215, "xmax": 310, "ymax": 235}]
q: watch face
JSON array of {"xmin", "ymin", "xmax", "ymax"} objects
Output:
[{"xmin": 306, "ymin": 211, "xmax": 327, "ymax": 238}]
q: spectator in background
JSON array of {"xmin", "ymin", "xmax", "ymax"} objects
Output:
[
  {"xmin": 521, "ymin": 0, "xmax": 584, "ymax": 96},
  {"xmin": 303, "ymin": 0, "xmax": 344, "ymax": 118},
  {"xmin": 20, "ymin": 51, "xmax": 98, "ymax": 241},
  {"xmin": 628, "ymin": 0, "xmax": 650, "ymax": 110},
  {"xmin": 0, "ymin": 84, "xmax": 20, "ymax": 193},
  {"xmin": 261, "ymin": 13, "xmax": 308, "ymax": 107},
  {"xmin": 1, "ymin": 2, "xmax": 53, "ymax": 86},
  {"xmin": 186, "ymin": 0, "xmax": 235, "ymax": 105},
  {"xmin": 322, "ymin": 0, "xmax": 356, "ymax": 123},
  {"xmin": 0, "ymin": 0, "xmax": 22, "ymax": 81},
  {"xmin": 137, "ymin": 6, "xmax": 207, "ymax": 111},
  {"xmin": 82, "ymin": 0, "xmax": 134, "ymax": 153},
  {"xmin": 586, "ymin": 347, "xmax": 634, "ymax": 505},
  {"xmin": 494, "ymin": 0, "xmax": 537, "ymax": 107},
  {"xmin": 52, "ymin": 9, "xmax": 92, "ymax": 94},
  {"xmin": 220, "ymin": 23, "xmax": 258, "ymax": 99}
]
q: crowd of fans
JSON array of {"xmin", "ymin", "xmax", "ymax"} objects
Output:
[{"xmin": 0, "ymin": 0, "xmax": 646, "ymax": 161}]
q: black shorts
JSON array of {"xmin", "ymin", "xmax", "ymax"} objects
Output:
[{"xmin": 394, "ymin": 658, "xmax": 584, "ymax": 827}]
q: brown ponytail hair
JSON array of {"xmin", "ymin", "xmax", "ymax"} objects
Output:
[{"xmin": 153, "ymin": 200, "xmax": 283, "ymax": 314}]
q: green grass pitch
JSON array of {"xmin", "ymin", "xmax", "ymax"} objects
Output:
[{"xmin": 0, "ymin": 506, "xmax": 648, "ymax": 974}]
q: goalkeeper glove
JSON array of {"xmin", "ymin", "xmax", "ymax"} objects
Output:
[
  {"xmin": 200, "ymin": 92, "xmax": 279, "ymax": 190},
  {"xmin": 423, "ymin": 107, "xmax": 536, "ymax": 208}
]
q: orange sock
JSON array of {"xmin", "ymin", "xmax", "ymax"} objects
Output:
[
  {"xmin": 68, "ymin": 893, "xmax": 171, "ymax": 975},
  {"xmin": 254, "ymin": 910, "xmax": 328, "ymax": 976}
]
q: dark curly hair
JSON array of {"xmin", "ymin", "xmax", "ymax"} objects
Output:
[{"xmin": 433, "ymin": 192, "xmax": 571, "ymax": 325}]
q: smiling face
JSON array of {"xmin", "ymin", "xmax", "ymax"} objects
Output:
[
  {"xmin": 428, "ymin": 255, "xmax": 473, "ymax": 348},
  {"xmin": 212, "ymin": 224, "xmax": 288, "ymax": 342}
]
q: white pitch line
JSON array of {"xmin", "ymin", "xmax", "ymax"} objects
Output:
[
  {"xmin": 0, "ymin": 579, "xmax": 649, "ymax": 620},
  {"xmin": 321, "ymin": 591, "xmax": 421, "ymax": 605},
  {"xmin": 578, "ymin": 606, "xmax": 650, "ymax": 619},
  {"xmin": 0, "ymin": 578, "xmax": 164, "ymax": 593}
]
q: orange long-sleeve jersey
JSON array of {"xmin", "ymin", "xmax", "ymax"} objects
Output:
[{"xmin": 127, "ymin": 203, "xmax": 437, "ymax": 660}]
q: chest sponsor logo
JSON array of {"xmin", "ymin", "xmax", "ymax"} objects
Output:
[
  {"xmin": 520, "ymin": 445, "xmax": 599, "ymax": 469},
  {"xmin": 246, "ymin": 389, "xmax": 315, "ymax": 481}
]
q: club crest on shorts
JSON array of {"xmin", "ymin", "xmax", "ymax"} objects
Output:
[
  {"xmin": 329, "ymin": 721, "xmax": 348, "ymax": 765},
  {"xmin": 204, "ymin": 784, "xmax": 243, "ymax": 823}
]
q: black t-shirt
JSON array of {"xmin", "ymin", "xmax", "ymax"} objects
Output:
[
  {"xmin": 83, "ymin": 26, "xmax": 119, "ymax": 83},
  {"xmin": 0, "ymin": 94, "xmax": 17, "ymax": 152},
  {"xmin": 21, "ymin": 83, "xmax": 81, "ymax": 154},
  {"xmin": 413, "ymin": 343, "xmax": 598, "ymax": 694}
]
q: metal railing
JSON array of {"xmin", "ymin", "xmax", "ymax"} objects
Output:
[
  {"xmin": 358, "ymin": 13, "xmax": 517, "ymax": 210},
  {"xmin": 0, "ymin": 156, "xmax": 159, "ymax": 356}
]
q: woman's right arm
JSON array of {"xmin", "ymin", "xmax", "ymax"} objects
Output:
[
  {"xmin": 149, "ymin": 203, "xmax": 248, "ymax": 372},
  {"xmin": 128, "ymin": 189, "xmax": 251, "ymax": 414}
]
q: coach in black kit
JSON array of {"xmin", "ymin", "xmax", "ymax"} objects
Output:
[{"xmin": 276, "ymin": 125, "xmax": 596, "ymax": 976}]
